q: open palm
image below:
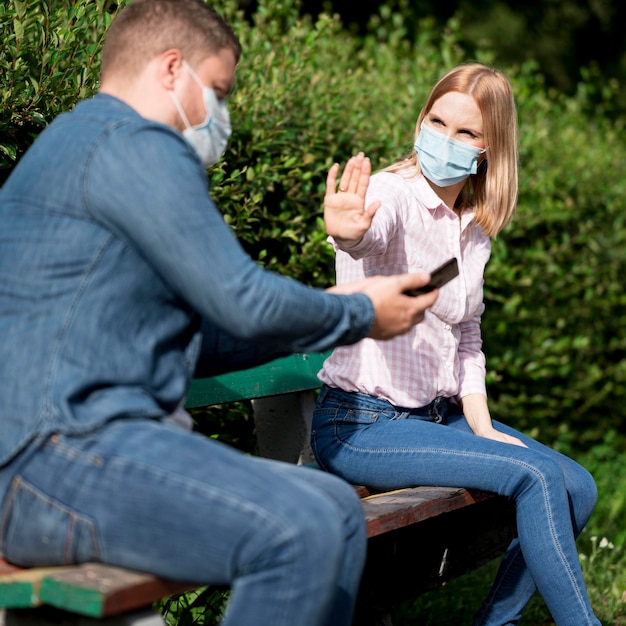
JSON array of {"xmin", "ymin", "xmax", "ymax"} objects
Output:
[{"xmin": 324, "ymin": 152, "xmax": 381, "ymax": 244}]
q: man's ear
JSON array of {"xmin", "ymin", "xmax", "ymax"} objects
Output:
[{"xmin": 157, "ymin": 49, "xmax": 184, "ymax": 90}]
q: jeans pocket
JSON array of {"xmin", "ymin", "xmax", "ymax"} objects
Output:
[
  {"xmin": 0, "ymin": 476, "xmax": 101, "ymax": 566},
  {"xmin": 339, "ymin": 407, "xmax": 381, "ymax": 426}
]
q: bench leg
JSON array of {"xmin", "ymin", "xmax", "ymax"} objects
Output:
[
  {"xmin": 252, "ymin": 390, "xmax": 316, "ymax": 464},
  {"xmin": 0, "ymin": 607, "xmax": 166, "ymax": 626}
]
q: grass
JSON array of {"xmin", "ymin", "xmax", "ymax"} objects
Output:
[
  {"xmin": 158, "ymin": 434, "xmax": 626, "ymax": 625},
  {"xmin": 390, "ymin": 536, "xmax": 626, "ymax": 625}
]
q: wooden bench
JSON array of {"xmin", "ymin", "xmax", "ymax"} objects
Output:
[{"xmin": 0, "ymin": 352, "xmax": 517, "ymax": 626}]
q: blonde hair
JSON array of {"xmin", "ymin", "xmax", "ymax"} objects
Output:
[
  {"xmin": 100, "ymin": 0, "xmax": 241, "ymax": 82},
  {"xmin": 385, "ymin": 63, "xmax": 518, "ymax": 237}
]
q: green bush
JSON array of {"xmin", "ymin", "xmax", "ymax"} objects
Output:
[
  {"xmin": 1, "ymin": 0, "xmax": 625, "ymax": 451},
  {"xmin": 0, "ymin": 0, "xmax": 118, "ymax": 183},
  {"xmin": 484, "ymin": 66, "xmax": 626, "ymax": 452}
]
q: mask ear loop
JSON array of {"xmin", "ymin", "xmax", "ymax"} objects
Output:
[
  {"xmin": 182, "ymin": 60, "xmax": 204, "ymax": 87},
  {"xmin": 169, "ymin": 60, "xmax": 209, "ymax": 131},
  {"xmin": 478, "ymin": 147, "xmax": 488, "ymax": 169},
  {"xmin": 180, "ymin": 60, "xmax": 216, "ymax": 130},
  {"xmin": 168, "ymin": 90, "xmax": 193, "ymax": 130}
]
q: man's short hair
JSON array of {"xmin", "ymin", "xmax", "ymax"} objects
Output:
[{"xmin": 100, "ymin": 0, "xmax": 241, "ymax": 81}]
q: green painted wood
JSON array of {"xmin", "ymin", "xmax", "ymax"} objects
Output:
[
  {"xmin": 37, "ymin": 563, "xmax": 196, "ymax": 618},
  {"xmin": 39, "ymin": 573, "xmax": 103, "ymax": 618},
  {"xmin": 39, "ymin": 576, "xmax": 104, "ymax": 618},
  {"xmin": 0, "ymin": 579, "xmax": 38, "ymax": 609},
  {"xmin": 0, "ymin": 563, "xmax": 76, "ymax": 609},
  {"xmin": 185, "ymin": 351, "xmax": 330, "ymax": 408}
]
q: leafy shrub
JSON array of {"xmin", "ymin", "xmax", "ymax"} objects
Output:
[
  {"xmin": 484, "ymin": 65, "xmax": 626, "ymax": 451},
  {"xmin": 0, "ymin": 0, "xmax": 119, "ymax": 183}
]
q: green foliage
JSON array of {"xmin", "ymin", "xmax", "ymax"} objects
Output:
[
  {"xmin": 190, "ymin": 402, "xmax": 256, "ymax": 452},
  {"xmin": 210, "ymin": 0, "xmax": 465, "ymax": 285},
  {"xmin": 483, "ymin": 62, "xmax": 626, "ymax": 450},
  {"xmin": 160, "ymin": 586, "xmax": 229, "ymax": 626},
  {"xmin": 0, "ymin": 0, "xmax": 120, "ymax": 183},
  {"xmin": 214, "ymin": 1, "xmax": 626, "ymax": 451}
]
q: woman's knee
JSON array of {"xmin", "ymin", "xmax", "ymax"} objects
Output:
[{"xmin": 565, "ymin": 462, "xmax": 598, "ymax": 531}]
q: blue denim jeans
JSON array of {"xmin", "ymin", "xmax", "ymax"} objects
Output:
[
  {"xmin": 0, "ymin": 418, "xmax": 366, "ymax": 626},
  {"xmin": 311, "ymin": 385, "xmax": 600, "ymax": 626}
]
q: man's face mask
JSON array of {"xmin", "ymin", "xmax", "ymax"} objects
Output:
[
  {"xmin": 170, "ymin": 60, "xmax": 232, "ymax": 168},
  {"xmin": 414, "ymin": 122, "xmax": 485, "ymax": 187}
]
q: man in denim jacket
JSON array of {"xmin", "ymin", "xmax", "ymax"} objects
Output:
[{"xmin": 0, "ymin": 1, "xmax": 436, "ymax": 624}]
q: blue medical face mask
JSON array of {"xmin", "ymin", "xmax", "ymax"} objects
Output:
[
  {"xmin": 414, "ymin": 122, "xmax": 484, "ymax": 187},
  {"xmin": 169, "ymin": 61, "xmax": 232, "ymax": 168}
]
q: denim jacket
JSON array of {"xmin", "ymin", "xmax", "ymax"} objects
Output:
[{"xmin": 0, "ymin": 94, "xmax": 373, "ymax": 466}]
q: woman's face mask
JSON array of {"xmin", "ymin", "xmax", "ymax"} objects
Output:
[
  {"xmin": 414, "ymin": 122, "xmax": 485, "ymax": 187},
  {"xmin": 170, "ymin": 60, "xmax": 232, "ymax": 168}
]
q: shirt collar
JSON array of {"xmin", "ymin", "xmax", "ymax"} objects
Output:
[{"xmin": 415, "ymin": 173, "xmax": 476, "ymax": 225}]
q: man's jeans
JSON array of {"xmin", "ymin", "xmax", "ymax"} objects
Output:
[
  {"xmin": 312, "ymin": 385, "xmax": 601, "ymax": 626},
  {"xmin": 0, "ymin": 418, "xmax": 366, "ymax": 626}
]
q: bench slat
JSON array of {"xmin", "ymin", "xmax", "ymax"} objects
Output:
[
  {"xmin": 0, "ymin": 561, "xmax": 193, "ymax": 617},
  {"xmin": 38, "ymin": 564, "xmax": 194, "ymax": 618},
  {"xmin": 185, "ymin": 352, "xmax": 329, "ymax": 407},
  {"xmin": 0, "ymin": 564, "xmax": 59, "ymax": 608},
  {"xmin": 362, "ymin": 486, "xmax": 495, "ymax": 538}
]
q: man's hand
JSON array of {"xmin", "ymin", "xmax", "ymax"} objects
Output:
[
  {"xmin": 324, "ymin": 152, "xmax": 381, "ymax": 246},
  {"xmin": 327, "ymin": 273, "xmax": 438, "ymax": 340}
]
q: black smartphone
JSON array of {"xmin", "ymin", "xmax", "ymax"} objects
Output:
[{"xmin": 404, "ymin": 257, "xmax": 459, "ymax": 296}]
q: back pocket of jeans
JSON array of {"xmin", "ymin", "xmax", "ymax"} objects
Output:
[{"xmin": 0, "ymin": 476, "xmax": 101, "ymax": 566}]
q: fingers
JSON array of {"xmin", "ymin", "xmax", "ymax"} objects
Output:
[
  {"xmin": 339, "ymin": 152, "xmax": 363, "ymax": 192},
  {"xmin": 483, "ymin": 430, "xmax": 528, "ymax": 448},
  {"xmin": 362, "ymin": 273, "xmax": 441, "ymax": 340},
  {"xmin": 365, "ymin": 199, "xmax": 381, "ymax": 219},
  {"xmin": 356, "ymin": 155, "xmax": 372, "ymax": 197},
  {"xmin": 397, "ymin": 271, "xmax": 432, "ymax": 295},
  {"xmin": 325, "ymin": 163, "xmax": 339, "ymax": 196},
  {"xmin": 408, "ymin": 288, "xmax": 438, "ymax": 312},
  {"xmin": 327, "ymin": 152, "xmax": 369, "ymax": 195},
  {"xmin": 506, "ymin": 435, "xmax": 528, "ymax": 448}
]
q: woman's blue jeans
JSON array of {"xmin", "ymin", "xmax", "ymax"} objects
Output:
[
  {"xmin": 0, "ymin": 418, "xmax": 366, "ymax": 626},
  {"xmin": 311, "ymin": 385, "xmax": 600, "ymax": 626}
]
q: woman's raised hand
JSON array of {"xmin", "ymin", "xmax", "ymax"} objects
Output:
[{"xmin": 324, "ymin": 152, "xmax": 381, "ymax": 245}]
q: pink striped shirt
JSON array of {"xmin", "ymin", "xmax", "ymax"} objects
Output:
[{"xmin": 318, "ymin": 170, "xmax": 491, "ymax": 408}]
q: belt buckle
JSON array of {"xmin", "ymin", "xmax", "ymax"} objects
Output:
[{"xmin": 432, "ymin": 396, "xmax": 447, "ymax": 423}]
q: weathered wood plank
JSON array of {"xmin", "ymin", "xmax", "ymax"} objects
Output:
[
  {"xmin": 0, "ymin": 562, "xmax": 77, "ymax": 609},
  {"xmin": 38, "ymin": 564, "xmax": 194, "ymax": 618},
  {"xmin": 362, "ymin": 486, "xmax": 497, "ymax": 538},
  {"xmin": 359, "ymin": 492, "xmax": 517, "ymax": 607},
  {"xmin": 0, "ymin": 561, "xmax": 21, "ymax": 577}
]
